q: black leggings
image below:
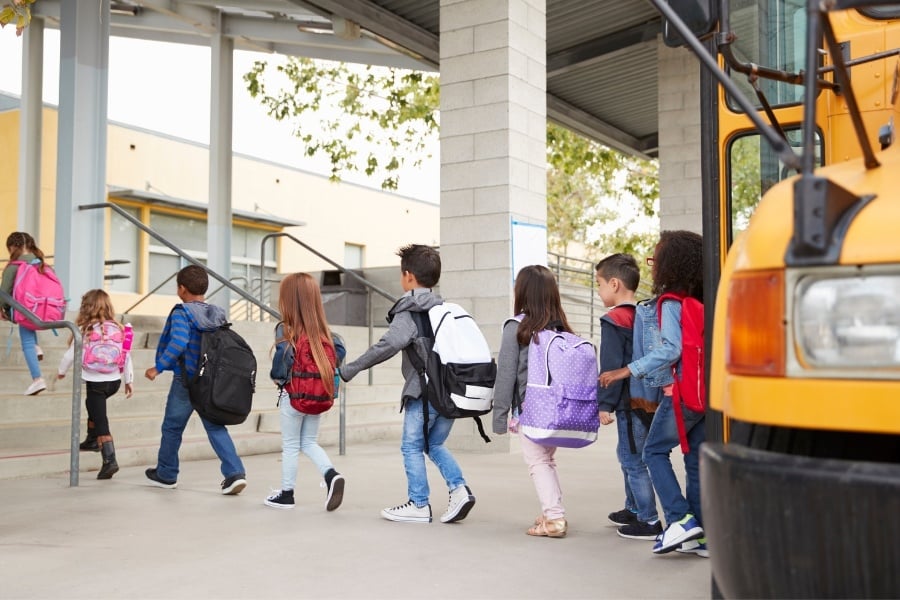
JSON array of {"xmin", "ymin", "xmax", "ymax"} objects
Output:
[{"xmin": 85, "ymin": 380, "xmax": 121, "ymax": 437}]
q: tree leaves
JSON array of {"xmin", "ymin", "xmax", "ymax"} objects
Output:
[{"xmin": 0, "ymin": 0, "xmax": 35, "ymax": 36}]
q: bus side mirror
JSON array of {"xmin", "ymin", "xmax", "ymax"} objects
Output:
[{"xmin": 663, "ymin": 0, "xmax": 717, "ymax": 48}]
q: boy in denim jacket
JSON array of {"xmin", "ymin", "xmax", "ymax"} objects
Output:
[
  {"xmin": 596, "ymin": 254, "xmax": 662, "ymax": 541},
  {"xmin": 338, "ymin": 244, "xmax": 476, "ymax": 524}
]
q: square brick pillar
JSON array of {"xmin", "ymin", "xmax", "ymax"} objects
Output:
[{"xmin": 439, "ymin": 0, "xmax": 547, "ymax": 451}]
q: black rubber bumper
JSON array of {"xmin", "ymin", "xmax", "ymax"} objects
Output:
[{"xmin": 701, "ymin": 442, "xmax": 900, "ymax": 598}]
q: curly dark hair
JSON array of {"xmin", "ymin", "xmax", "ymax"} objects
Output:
[{"xmin": 651, "ymin": 230, "xmax": 703, "ymax": 300}]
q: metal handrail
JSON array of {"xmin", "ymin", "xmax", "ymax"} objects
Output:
[
  {"xmin": 121, "ymin": 272, "xmax": 177, "ymax": 316},
  {"xmin": 0, "ymin": 289, "xmax": 83, "ymax": 487},
  {"xmin": 80, "ymin": 203, "xmax": 280, "ymax": 320}
]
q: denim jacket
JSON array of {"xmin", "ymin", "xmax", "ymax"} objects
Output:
[{"xmin": 628, "ymin": 297, "xmax": 679, "ymax": 401}]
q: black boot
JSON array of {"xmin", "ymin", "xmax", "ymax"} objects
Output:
[
  {"xmin": 98, "ymin": 440, "xmax": 119, "ymax": 480},
  {"xmin": 80, "ymin": 422, "xmax": 99, "ymax": 452}
]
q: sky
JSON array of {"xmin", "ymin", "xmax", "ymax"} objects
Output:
[{"xmin": 0, "ymin": 29, "xmax": 440, "ymax": 203}]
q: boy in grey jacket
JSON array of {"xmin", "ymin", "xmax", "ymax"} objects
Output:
[{"xmin": 339, "ymin": 244, "xmax": 476, "ymax": 524}]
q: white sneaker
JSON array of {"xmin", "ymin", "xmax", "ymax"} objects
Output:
[
  {"xmin": 440, "ymin": 484, "xmax": 476, "ymax": 523},
  {"xmin": 381, "ymin": 500, "xmax": 432, "ymax": 523},
  {"xmin": 25, "ymin": 378, "xmax": 46, "ymax": 396}
]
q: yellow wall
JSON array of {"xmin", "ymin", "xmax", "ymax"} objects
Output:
[{"xmin": 1, "ymin": 105, "xmax": 440, "ymax": 313}]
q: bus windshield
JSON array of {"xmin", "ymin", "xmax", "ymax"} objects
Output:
[{"xmin": 726, "ymin": 0, "xmax": 807, "ymax": 111}]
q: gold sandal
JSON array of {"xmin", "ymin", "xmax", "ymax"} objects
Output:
[{"xmin": 526, "ymin": 517, "xmax": 567, "ymax": 538}]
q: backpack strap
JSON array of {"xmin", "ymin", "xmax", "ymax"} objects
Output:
[{"xmin": 404, "ymin": 310, "xmax": 433, "ymax": 454}]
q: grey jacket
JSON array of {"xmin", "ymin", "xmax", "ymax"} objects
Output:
[
  {"xmin": 338, "ymin": 288, "xmax": 443, "ymax": 403},
  {"xmin": 491, "ymin": 318, "xmax": 530, "ymax": 435}
]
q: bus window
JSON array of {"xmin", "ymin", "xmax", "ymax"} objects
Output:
[
  {"xmin": 727, "ymin": 128, "xmax": 822, "ymax": 239},
  {"xmin": 726, "ymin": 0, "xmax": 807, "ymax": 111}
]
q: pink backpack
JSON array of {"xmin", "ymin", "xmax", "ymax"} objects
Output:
[
  {"xmin": 10, "ymin": 260, "xmax": 67, "ymax": 330},
  {"xmin": 82, "ymin": 321, "xmax": 131, "ymax": 374}
]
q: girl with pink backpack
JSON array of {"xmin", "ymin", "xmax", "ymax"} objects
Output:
[{"xmin": 58, "ymin": 289, "xmax": 134, "ymax": 480}]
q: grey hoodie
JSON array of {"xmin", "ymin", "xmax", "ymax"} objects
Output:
[{"xmin": 339, "ymin": 288, "xmax": 443, "ymax": 402}]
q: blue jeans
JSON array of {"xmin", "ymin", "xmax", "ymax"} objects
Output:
[
  {"xmin": 278, "ymin": 390, "xmax": 333, "ymax": 491},
  {"xmin": 156, "ymin": 375, "xmax": 245, "ymax": 481},
  {"xmin": 19, "ymin": 325, "xmax": 41, "ymax": 379},
  {"xmin": 615, "ymin": 409, "xmax": 658, "ymax": 523},
  {"xmin": 642, "ymin": 396, "xmax": 705, "ymax": 527},
  {"xmin": 401, "ymin": 398, "xmax": 466, "ymax": 507}
]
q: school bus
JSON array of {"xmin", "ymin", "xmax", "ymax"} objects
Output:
[{"xmin": 655, "ymin": 0, "xmax": 900, "ymax": 596}]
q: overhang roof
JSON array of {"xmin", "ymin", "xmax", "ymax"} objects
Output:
[{"xmin": 33, "ymin": 0, "xmax": 660, "ymax": 159}]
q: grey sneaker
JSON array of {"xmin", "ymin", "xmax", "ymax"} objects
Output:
[
  {"xmin": 440, "ymin": 484, "xmax": 476, "ymax": 523},
  {"xmin": 381, "ymin": 500, "xmax": 432, "ymax": 523}
]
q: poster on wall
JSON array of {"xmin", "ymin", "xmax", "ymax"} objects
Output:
[{"xmin": 510, "ymin": 219, "xmax": 547, "ymax": 283}]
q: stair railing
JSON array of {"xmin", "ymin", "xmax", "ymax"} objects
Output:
[
  {"xmin": 0, "ymin": 289, "xmax": 83, "ymax": 487},
  {"xmin": 80, "ymin": 203, "xmax": 280, "ymax": 320}
]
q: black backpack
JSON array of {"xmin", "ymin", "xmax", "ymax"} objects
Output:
[{"xmin": 180, "ymin": 318, "xmax": 257, "ymax": 426}]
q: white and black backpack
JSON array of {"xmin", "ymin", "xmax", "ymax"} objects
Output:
[{"xmin": 405, "ymin": 303, "xmax": 496, "ymax": 449}]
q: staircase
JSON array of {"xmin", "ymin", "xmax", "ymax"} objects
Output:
[{"xmin": 0, "ymin": 316, "xmax": 404, "ymax": 481}]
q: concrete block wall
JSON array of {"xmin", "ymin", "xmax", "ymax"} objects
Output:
[{"xmin": 657, "ymin": 40, "xmax": 703, "ymax": 233}]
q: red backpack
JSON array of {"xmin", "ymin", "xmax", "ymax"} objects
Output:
[
  {"xmin": 284, "ymin": 334, "xmax": 337, "ymax": 415},
  {"xmin": 657, "ymin": 293, "xmax": 705, "ymax": 453},
  {"xmin": 10, "ymin": 260, "xmax": 67, "ymax": 330}
]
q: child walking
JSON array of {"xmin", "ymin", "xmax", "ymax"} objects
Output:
[
  {"xmin": 339, "ymin": 244, "xmax": 476, "ymax": 524},
  {"xmin": 1, "ymin": 231, "xmax": 49, "ymax": 396},
  {"xmin": 57, "ymin": 289, "xmax": 134, "ymax": 479},
  {"xmin": 595, "ymin": 254, "xmax": 662, "ymax": 540},
  {"xmin": 144, "ymin": 265, "xmax": 247, "ymax": 495},
  {"xmin": 492, "ymin": 264, "xmax": 577, "ymax": 538},
  {"xmin": 599, "ymin": 230, "xmax": 706, "ymax": 556},
  {"xmin": 264, "ymin": 272, "xmax": 345, "ymax": 511}
]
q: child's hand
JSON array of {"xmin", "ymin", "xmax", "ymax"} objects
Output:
[
  {"xmin": 599, "ymin": 410, "xmax": 615, "ymax": 426},
  {"xmin": 57, "ymin": 373, "xmax": 66, "ymax": 380},
  {"xmin": 145, "ymin": 367, "xmax": 158, "ymax": 381},
  {"xmin": 599, "ymin": 368, "xmax": 629, "ymax": 388},
  {"xmin": 124, "ymin": 383, "xmax": 134, "ymax": 398}
]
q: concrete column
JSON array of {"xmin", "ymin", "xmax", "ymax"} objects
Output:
[
  {"xmin": 657, "ymin": 40, "xmax": 702, "ymax": 233},
  {"xmin": 208, "ymin": 28, "xmax": 234, "ymax": 309},
  {"xmin": 440, "ymin": 0, "xmax": 547, "ymax": 451},
  {"xmin": 18, "ymin": 18, "xmax": 43, "ymax": 236},
  {"xmin": 54, "ymin": 1, "xmax": 109, "ymax": 301}
]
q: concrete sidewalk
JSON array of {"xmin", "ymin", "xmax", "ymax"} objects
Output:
[{"xmin": 1, "ymin": 433, "xmax": 710, "ymax": 599}]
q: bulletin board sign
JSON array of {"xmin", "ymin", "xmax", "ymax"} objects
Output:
[{"xmin": 510, "ymin": 219, "xmax": 547, "ymax": 283}]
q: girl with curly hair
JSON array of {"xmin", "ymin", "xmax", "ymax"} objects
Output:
[{"xmin": 599, "ymin": 230, "xmax": 706, "ymax": 557}]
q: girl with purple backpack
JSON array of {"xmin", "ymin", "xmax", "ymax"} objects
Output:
[{"xmin": 492, "ymin": 264, "xmax": 578, "ymax": 538}]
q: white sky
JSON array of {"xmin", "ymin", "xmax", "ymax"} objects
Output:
[{"xmin": 0, "ymin": 30, "xmax": 440, "ymax": 203}]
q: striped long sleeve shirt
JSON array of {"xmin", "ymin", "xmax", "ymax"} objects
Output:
[{"xmin": 154, "ymin": 302, "xmax": 227, "ymax": 378}]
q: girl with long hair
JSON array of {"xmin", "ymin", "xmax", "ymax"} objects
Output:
[
  {"xmin": 265, "ymin": 272, "xmax": 345, "ymax": 511},
  {"xmin": 492, "ymin": 264, "xmax": 576, "ymax": 538},
  {"xmin": 58, "ymin": 289, "xmax": 134, "ymax": 479},
  {"xmin": 1, "ymin": 232, "xmax": 50, "ymax": 395}
]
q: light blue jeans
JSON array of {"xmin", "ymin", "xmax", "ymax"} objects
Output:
[
  {"xmin": 401, "ymin": 398, "xmax": 466, "ymax": 507},
  {"xmin": 615, "ymin": 409, "xmax": 658, "ymax": 523},
  {"xmin": 19, "ymin": 325, "xmax": 41, "ymax": 379},
  {"xmin": 278, "ymin": 390, "xmax": 333, "ymax": 491},
  {"xmin": 156, "ymin": 375, "xmax": 245, "ymax": 482},
  {"xmin": 642, "ymin": 396, "xmax": 705, "ymax": 527}
]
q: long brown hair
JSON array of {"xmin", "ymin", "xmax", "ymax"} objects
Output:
[
  {"xmin": 71, "ymin": 289, "xmax": 122, "ymax": 345},
  {"xmin": 277, "ymin": 273, "xmax": 335, "ymax": 396},
  {"xmin": 513, "ymin": 265, "xmax": 573, "ymax": 346},
  {"xmin": 6, "ymin": 231, "xmax": 47, "ymax": 273}
]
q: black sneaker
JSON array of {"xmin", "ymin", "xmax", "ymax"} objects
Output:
[
  {"xmin": 221, "ymin": 473, "xmax": 247, "ymax": 495},
  {"xmin": 607, "ymin": 508, "xmax": 639, "ymax": 527},
  {"xmin": 617, "ymin": 519, "xmax": 664, "ymax": 540},
  {"xmin": 145, "ymin": 467, "xmax": 177, "ymax": 489},
  {"xmin": 264, "ymin": 489, "xmax": 295, "ymax": 509},
  {"xmin": 324, "ymin": 469, "xmax": 345, "ymax": 512},
  {"xmin": 79, "ymin": 437, "xmax": 100, "ymax": 452}
]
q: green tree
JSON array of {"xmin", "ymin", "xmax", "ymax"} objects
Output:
[{"xmin": 245, "ymin": 57, "xmax": 659, "ymax": 267}]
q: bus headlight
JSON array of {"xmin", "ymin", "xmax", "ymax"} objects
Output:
[{"xmin": 794, "ymin": 275, "xmax": 900, "ymax": 368}]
